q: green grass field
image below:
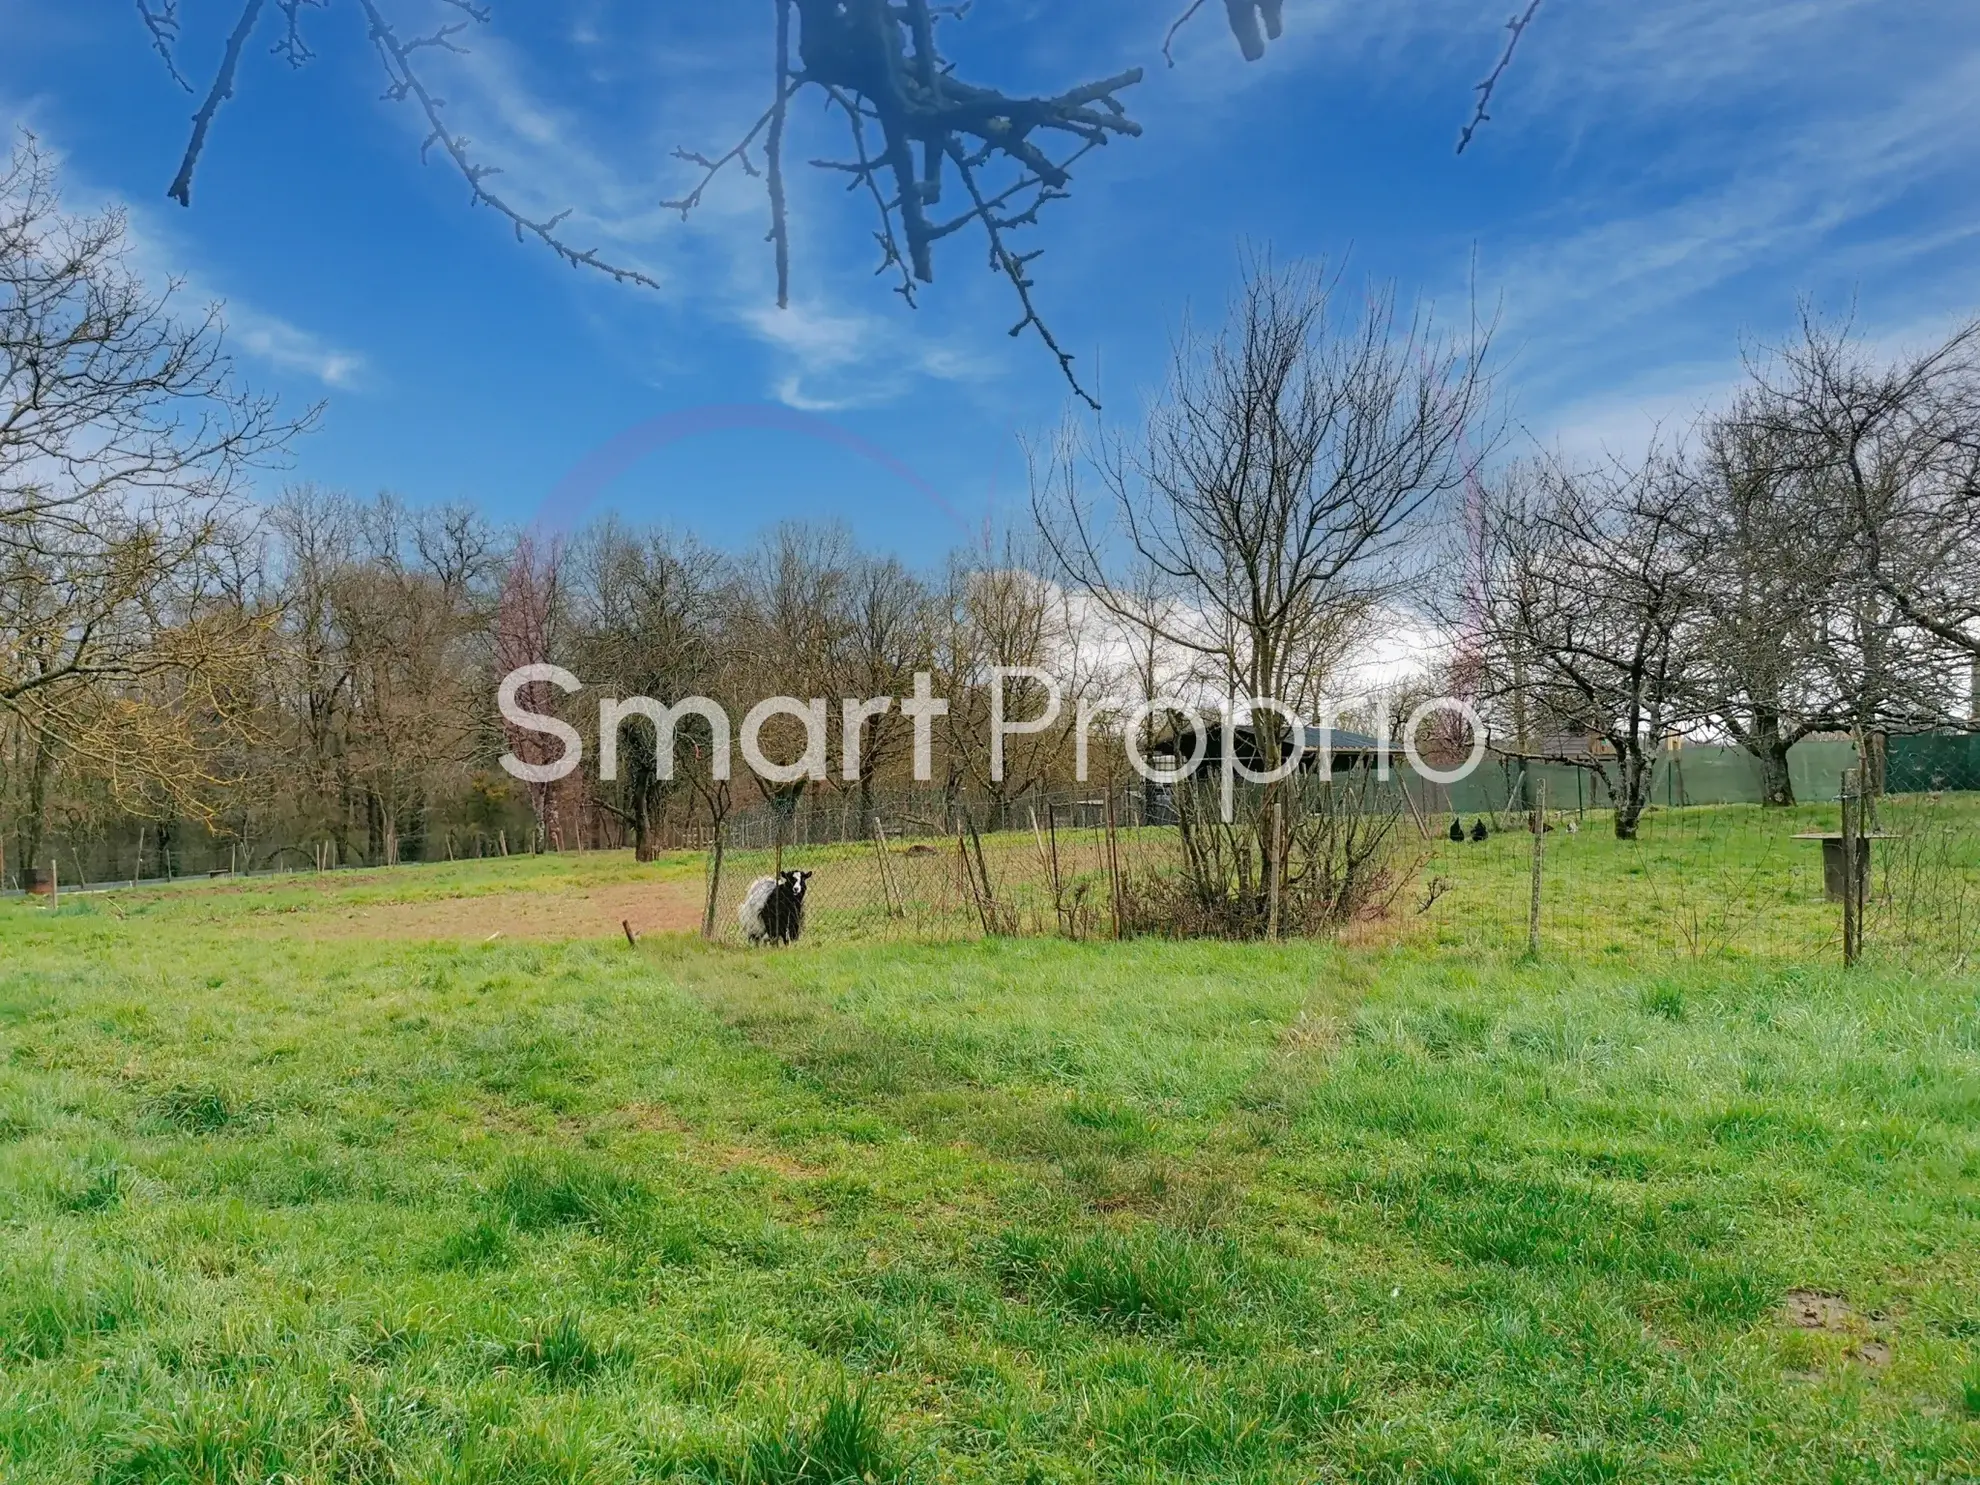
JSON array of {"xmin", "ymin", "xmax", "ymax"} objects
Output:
[{"xmin": 4, "ymin": 845, "xmax": 1980, "ymax": 1482}]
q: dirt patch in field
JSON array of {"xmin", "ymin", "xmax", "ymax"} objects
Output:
[
  {"xmin": 1782, "ymin": 1290, "xmax": 1854, "ymax": 1332},
  {"xmin": 287, "ymin": 880, "xmax": 706, "ymax": 944}
]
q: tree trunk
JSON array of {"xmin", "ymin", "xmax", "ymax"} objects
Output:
[
  {"xmin": 857, "ymin": 769, "xmax": 878, "ymax": 839},
  {"xmin": 1612, "ymin": 742, "xmax": 1656, "ymax": 841},
  {"xmin": 17, "ymin": 739, "xmax": 53, "ymax": 885},
  {"xmin": 633, "ymin": 783, "xmax": 660, "ymax": 863},
  {"xmin": 1744, "ymin": 711, "xmax": 1796, "ymax": 808}
]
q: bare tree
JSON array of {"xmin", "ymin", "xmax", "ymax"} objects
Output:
[
  {"xmin": 1041, "ymin": 259, "xmax": 1491, "ymax": 736},
  {"xmin": 494, "ymin": 530, "xmax": 571, "ymax": 850},
  {"xmin": 570, "ymin": 521, "xmax": 728, "ymax": 860},
  {"xmin": 830, "ymin": 552, "xmax": 934, "ymax": 831},
  {"xmin": 937, "ymin": 529, "xmax": 1096, "ymax": 814},
  {"xmin": 1474, "ymin": 453, "xmax": 1701, "ymax": 840},
  {"xmin": 1039, "ymin": 256, "xmax": 1491, "ymax": 919},
  {"xmin": 1682, "ymin": 411, "xmax": 1855, "ymax": 805},
  {"xmin": 0, "ymin": 135, "xmax": 306, "ymax": 876},
  {"xmin": 1734, "ymin": 314, "xmax": 1980, "ymax": 749}
]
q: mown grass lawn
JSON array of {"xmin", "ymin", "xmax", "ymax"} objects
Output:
[{"xmin": 3, "ymin": 857, "xmax": 1979, "ymax": 1482}]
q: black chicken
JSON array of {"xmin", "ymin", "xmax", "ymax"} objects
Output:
[
  {"xmin": 1447, "ymin": 818, "xmax": 1465, "ymax": 843},
  {"xmin": 1469, "ymin": 820, "xmax": 1490, "ymax": 843}
]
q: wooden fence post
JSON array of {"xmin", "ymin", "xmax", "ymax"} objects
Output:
[
  {"xmin": 1841, "ymin": 769, "xmax": 1861, "ymax": 968},
  {"xmin": 50, "ymin": 859, "xmax": 59, "ymax": 912},
  {"xmin": 967, "ymin": 815, "xmax": 997, "ymax": 930},
  {"xmin": 872, "ymin": 823, "xmax": 903, "ymax": 919},
  {"xmin": 1399, "ymin": 775, "xmax": 1431, "ymax": 842},
  {"xmin": 1045, "ymin": 804, "xmax": 1067, "ymax": 935},
  {"xmin": 1527, "ymin": 780, "xmax": 1547, "ymax": 958},
  {"xmin": 1265, "ymin": 797, "xmax": 1284, "ymax": 942},
  {"xmin": 1106, "ymin": 790, "xmax": 1126, "ymax": 941},
  {"xmin": 957, "ymin": 827, "xmax": 983, "ymax": 932}
]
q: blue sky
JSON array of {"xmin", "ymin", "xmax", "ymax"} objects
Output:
[{"xmin": 4, "ymin": 1, "xmax": 1978, "ymax": 565}]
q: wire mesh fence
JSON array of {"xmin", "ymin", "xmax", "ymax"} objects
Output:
[
  {"xmin": 704, "ymin": 788, "xmax": 1156, "ymax": 946},
  {"xmin": 1402, "ymin": 760, "xmax": 1980, "ymax": 970},
  {"xmin": 12, "ymin": 738, "xmax": 1976, "ymax": 974},
  {"xmin": 695, "ymin": 749, "xmax": 1980, "ymax": 974}
]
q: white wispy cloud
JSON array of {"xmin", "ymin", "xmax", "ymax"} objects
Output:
[
  {"xmin": 2, "ymin": 108, "xmax": 369, "ymax": 392},
  {"xmin": 221, "ymin": 301, "xmax": 368, "ymax": 390},
  {"xmin": 1495, "ymin": 51, "xmax": 1980, "ymax": 345},
  {"xmin": 410, "ymin": 23, "xmax": 1012, "ymax": 413}
]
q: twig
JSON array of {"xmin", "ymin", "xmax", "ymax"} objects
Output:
[
  {"xmin": 658, "ymin": 95, "xmax": 790, "ymax": 219},
  {"xmin": 1457, "ymin": 0, "xmax": 1543, "ymax": 155},
  {"xmin": 273, "ymin": 0, "xmax": 326, "ymax": 67},
  {"xmin": 352, "ymin": 0, "xmax": 661, "ymax": 289},
  {"xmin": 946, "ymin": 136, "xmax": 1098, "ymax": 410},
  {"xmin": 137, "ymin": 0, "xmax": 194, "ymax": 91},
  {"xmin": 1162, "ymin": 0, "xmax": 1211, "ymax": 66},
  {"xmin": 168, "ymin": 0, "xmax": 270, "ymax": 206}
]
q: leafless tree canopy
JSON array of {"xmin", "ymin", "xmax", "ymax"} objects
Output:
[
  {"xmin": 1737, "ymin": 315, "xmax": 1980, "ymax": 666},
  {"xmin": 1467, "ymin": 313, "xmax": 1980, "ymax": 826},
  {"xmin": 1036, "ymin": 258, "xmax": 1490, "ymax": 924},
  {"xmin": 1470, "ymin": 453, "xmax": 1701, "ymax": 839},
  {"xmin": 135, "ymin": 3, "xmax": 1543, "ymax": 405},
  {"xmin": 1039, "ymin": 258, "xmax": 1492, "ymax": 713},
  {"xmin": 1, "ymin": 135, "xmax": 308, "ymax": 871}
]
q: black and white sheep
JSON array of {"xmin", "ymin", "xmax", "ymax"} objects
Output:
[{"xmin": 738, "ymin": 870, "xmax": 813, "ymax": 946}]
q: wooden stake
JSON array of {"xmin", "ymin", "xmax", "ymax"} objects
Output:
[
  {"xmin": 958, "ymin": 827, "xmax": 991, "ymax": 934},
  {"xmin": 1399, "ymin": 775, "xmax": 1431, "ymax": 841},
  {"xmin": 1028, "ymin": 807, "xmax": 1051, "ymax": 876},
  {"xmin": 50, "ymin": 859, "xmax": 59, "ymax": 912},
  {"xmin": 1527, "ymin": 780, "xmax": 1547, "ymax": 957},
  {"xmin": 1045, "ymin": 805, "xmax": 1066, "ymax": 935},
  {"xmin": 967, "ymin": 816, "xmax": 995, "ymax": 909},
  {"xmin": 1106, "ymin": 790, "xmax": 1127, "ymax": 941},
  {"xmin": 1266, "ymin": 798, "xmax": 1284, "ymax": 942},
  {"xmin": 622, "ymin": 919, "xmax": 639, "ymax": 949},
  {"xmin": 872, "ymin": 822, "xmax": 903, "ymax": 918},
  {"xmin": 1841, "ymin": 769, "xmax": 1861, "ymax": 968}
]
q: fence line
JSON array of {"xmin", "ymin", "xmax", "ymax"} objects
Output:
[{"xmin": 12, "ymin": 757, "xmax": 1976, "ymax": 974}]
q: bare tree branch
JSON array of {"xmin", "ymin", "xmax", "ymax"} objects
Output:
[
  {"xmin": 167, "ymin": 0, "xmax": 269, "ymax": 207},
  {"xmin": 137, "ymin": 0, "xmax": 194, "ymax": 91},
  {"xmin": 1457, "ymin": 0, "xmax": 1543, "ymax": 155},
  {"xmin": 351, "ymin": 0, "xmax": 661, "ymax": 290},
  {"xmin": 1163, "ymin": 0, "xmax": 1212, "ymax": 66}
]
